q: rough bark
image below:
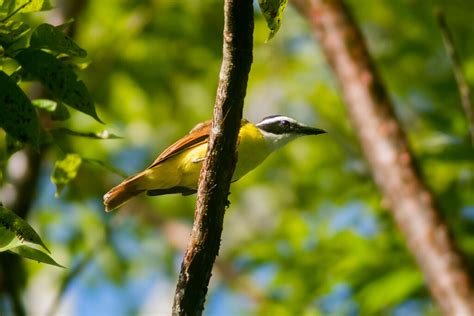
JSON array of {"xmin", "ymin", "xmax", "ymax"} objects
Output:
[
  {"xmin": 172, "ymin": 0, "xmax": 254, "ymax": 315},
  {"xmin": 291, "ymin": 0, "xmax": 474, "ymax": 315}
]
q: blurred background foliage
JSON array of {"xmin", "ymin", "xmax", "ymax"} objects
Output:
[{"xmin": 1, "ymin": 0, "xmax": 473, "ymax": 315}]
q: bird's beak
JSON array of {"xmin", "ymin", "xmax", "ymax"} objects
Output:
[{"xmin": 298, "ymin": 125, "xmax": 327, "ymax": 135}]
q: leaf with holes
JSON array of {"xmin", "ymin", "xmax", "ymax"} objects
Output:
[
  {"xmin": 30, "ymin": 23, "xmax": 87, "ymax": 57},
  {"xmin": 16, "ymin": 49, "xmax": 102, "ymax": 123},
  {"xmin": 0, "ymin": 71, "xmax": 40, "ymax": 148},
  {"xmin": 0, "ymin": 225, "xmax": 22, "ymax": 252},
  {"xmin": 0, "ymin": 205, "xmax": 49, "ymax": 253},
  {"xmin": 258, "ymin": 0, "xmax": 288, "ymax": 41},
  {"xmin": 51, "ymin": 153, "xmax": 82, "ymax": 196}
]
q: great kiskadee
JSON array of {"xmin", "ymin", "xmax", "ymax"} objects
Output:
[{"xmin": 103, "ymin": 115, "xmax": 326, "ymax": 211}]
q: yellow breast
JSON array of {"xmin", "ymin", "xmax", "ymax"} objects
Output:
[
  {"xmin": 139, "ymin": 122, "xmax": 271, "ymax": 191},
  {"xmin": 233, "ymin": 122, "xmax": 271, "ymax": 180}
]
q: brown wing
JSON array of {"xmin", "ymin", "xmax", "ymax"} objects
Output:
[{"xmin": 147, "ymin": 120, "xmax": 211, "ymax": 169}]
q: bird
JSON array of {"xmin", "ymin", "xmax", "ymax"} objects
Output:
[{"xmin": 103, "ymin": 115, "xmax": 326, "ymax": 211}]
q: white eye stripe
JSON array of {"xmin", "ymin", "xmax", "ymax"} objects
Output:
[{"xmin": 256, "ymin": 116, "xmax": 297, "ymax": 127}]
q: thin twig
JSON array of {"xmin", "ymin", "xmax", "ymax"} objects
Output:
[{"xmin": 435, "ymin": 8, "xmax": 474, "ymax": 145}]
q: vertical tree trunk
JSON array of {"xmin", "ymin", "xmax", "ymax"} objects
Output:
[
  {"xmin": 172, "ymin": 0, "xmax": 254, "ymax": 314},
  {"xmin": 291, "ymin": 0, "xmax": 474, "ymax": 314}
]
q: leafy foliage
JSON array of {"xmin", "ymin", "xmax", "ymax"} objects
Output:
[
  {"xmin": 16, "ymin": 48, "xmax": 101, "ymax": 122},
  {"xmin": 0, "ymin": 0, "xmax": 109, "ymax": 266},
  {"xmin": 0, "ymin": 205, "xmax": 61, "ymax": 267}
]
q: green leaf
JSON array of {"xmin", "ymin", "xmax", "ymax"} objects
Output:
[
  {"xmin": 258, "ymin": 0, "xmax": 288, "ymax": 41},
  {"xmin": 32, "ymin": 99, "xmax": 70, "ymax": 121},
  {"xmin": 0, "ymin": 20, "xmax": 30, "ymax": 45},
  {"xmin": 51, "ymin": 153, "xmax": 82, "ymax": 196},
  {"xmin": 357, "ymin": 268, "xmax": 423, "ymax": 313},
  {"xmin": 0, "ymin": 70, "xmax": 40, "ymax": 147},
  {"xmin": 0, "ymin": 205, "xmax": 50, "ymax": 252},
  {"xmin": 0, "ymin": 225, "xmax": 22, "ymax": 251},
  {"xmin": 10, "ymin": 245, "xmax": 64, "ymax": 267},
  {"xmin": 16, "ymin": 49, "xmax": 102, "ymax": 123},
  {"xmin": 30, "ymin": 23, "xmax": 87, "ymax": 57}
]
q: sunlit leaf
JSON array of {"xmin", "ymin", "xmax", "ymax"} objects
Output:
[
  {"xmin": 258, "ymin": 0, "xmax": 288, "ymax": 41},
  {"xmin": 0, "ymin": 70, "xmax": 40, "ymax": 147},
  {"xmin": 356, "ymin": 268, "xmax": 423, "ymax": 314},
  {"xmin": 0, "ymin": 225, "xmax": 22, "ymax": 251},
  {"xmin": 30, "ymin": 23, "xmax": 87, "ymax": 57},
  {"xmin": 32, "ymin": 99, "xmax": 70, "ymax": 121},
  {"xmin": 0, "ymin": 205, "xmax": 50, "ymax": 252},
  {"xmin": 16, "ymin": 49, "xmax": 102, "ymax": 123},
  {"xmin": 51, "ymin": 153, "xmax": 82, "ymax": 196},
  {"xmin": 1, "ymin": 0, "xmax": 51, "ymax": 15},
  {"xmin": 10, "ymin": 245, "xmax": 64, "ymax": 267}
]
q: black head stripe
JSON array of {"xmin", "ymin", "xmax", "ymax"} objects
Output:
[
  {"xmin": 256, "ymin": 115, "xmax": 326, "ymax": 136},
  {"xmin": 257, "ymin": 116, "xmax": 299, "ymax": 135}
]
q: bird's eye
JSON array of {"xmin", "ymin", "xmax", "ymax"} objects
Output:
[{"xmin": 280, "ymin": 120, "xmax": 290, "ymax": 128}]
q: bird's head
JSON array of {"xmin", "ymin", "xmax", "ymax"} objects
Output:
[{"xmin": 256, "ymin": 115, "xmax": 326, "ymax": 150}]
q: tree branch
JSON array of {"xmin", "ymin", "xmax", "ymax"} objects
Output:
[
  {"xmin": 172, "ymin": 0, "xmax": 254, "ymax": 314},
  {"xmin": 291, "ymin": 0, "xmax": 474, "ymax": 314}
]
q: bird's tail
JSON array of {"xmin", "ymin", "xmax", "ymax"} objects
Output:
[{"xmin": 103, "ymin": 175, "xmax": 145, "ymax": 212}]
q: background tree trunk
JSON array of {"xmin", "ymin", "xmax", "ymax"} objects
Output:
[{"xmin": 291, "ymin": 0, "xmax": 474, "ymax": 314}]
